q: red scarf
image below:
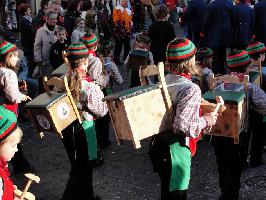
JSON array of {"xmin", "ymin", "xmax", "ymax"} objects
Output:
[
  {"xmin": 0, "ymin": 160, "xmax": 14, "ymax": 200},
  {"xmin": 88, "ymin": 50, "xmax": 96, "ymax": 57}
]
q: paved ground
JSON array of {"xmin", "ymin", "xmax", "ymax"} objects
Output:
[{"xmin": 10, "ymin": 21, "xmax": 266, "ymax": 200}]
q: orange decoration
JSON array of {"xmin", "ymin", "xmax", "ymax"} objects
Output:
[{"xmin": 113, "ymin": 8, "xmax": 132, "ymax": 37}]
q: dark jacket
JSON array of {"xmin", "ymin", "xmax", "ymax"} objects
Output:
[
  {"xmin": 50, "ymin": 40, "xmax": 69, "ymax": 69},
  {"xmin": 254, "ymin": 0, "xmax": 266, "ymax": 44},
  {"xmin": 182, "ymin": 0, "xmax": 207, "ymax": 46},
  {"xmin": 148, "ymin": 21, "xmax": 176, "ymax": 64},
  {"xmin": 231, "ymin": 3, "xmax": 254, "ymax": 48},
  {"xmin": 32, "ymin": 9, "xmax": 46, "ymax": 34},
  {"xmin": 20, "ymin": 16, "xmax": 33, "ymax": 56},
  {"xmin": 201, "ymin": 0, "xmax": 233, "ymax": 48}
]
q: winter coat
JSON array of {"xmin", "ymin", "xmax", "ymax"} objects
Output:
[
  {"xmin": 20, "ymin": 16, "xmax": 33, "ymax": 56},
  {"xmin": 231, "ymin": 3, "xmax": 254, "ymax": 48},
  {"xmin": 34, "ymin": 23, "xmax": 57, "ymax": 64},
  {"xmin": 182, "ymin": 0, "xmax": 207, "ymax": 46},
  {"xmin": 201, "ymin": 0, "xmax": 233, "ymax": 48},
  {"xmin": 254, "ymin": 0, "xmax": 266, "ymax": 45}
]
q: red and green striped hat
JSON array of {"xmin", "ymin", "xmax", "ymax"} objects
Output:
[
  {"xmin": 227, "ymin": 50, "xmax": 251, "ymax": 69},
  {"xmin": 166, "ymin": 38, "xmax": 196, "ymax": 63},
  {"xmin": 246, "ymin": 41, "xmax": 266, "ymax": 55},
  {"xmin": 66, "ymin": 42, "xmax": 89, "ymax": 60},
  {"xmin": 82, "ymin": 33, "xmax": 98, "ymax": 48},
  {"xmin": 0, "ymin": 106, "xmax": 17, "ymax": 142},
  {"xmin": 196, "ymin": 47, "xmax": 213, "ymax": 60},
  {"xmin": 0, "ymin": 40, "xmax": 17, "ymax": 55}
]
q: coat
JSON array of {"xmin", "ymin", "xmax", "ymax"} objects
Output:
[
  {"xmin": 254, "ymin": 0, "xmax": 266, "ymax": 45},
  {"xmin": 231, "ymin": 3, "xmax": 254, "ymax": 48},
  {"xmin": 20, "ymin": 16, "xmax": 33, "ymax": 56},
  {"xmin": 201, "ymin": 0, "xmax": 233, "ymax": 48},
  {"xmin": 34, "ymin": 23, "xmax": 57, "ymax": 64},
  {"xmin": 182, "ymin": 0, "xmax": 207, "ymax": 46}
]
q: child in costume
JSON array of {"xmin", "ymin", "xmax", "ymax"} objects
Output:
[
  {"xmin": 0, "ymin": 106, "xmax": 23, "ymax": 200},
  {"xmin": 0, "ymin": 40, "xmax": 33, "ymax": 175},
  {"xmin": 82, "ymin": 33, "xmax": 108, "ymax": 88},
  {"xmin": 213, "ymin": 50, "xmax": 266, "ymax": 200},
  {"xmin": 195, "ymin": 47, "xmax": 214, "ymax": 92},
  {"xmin": 61, "ymin": 42, "xmax": 107, "ymax": 200},
  {"xmin": 96, "ymin": 40, "xmax": 123, "ymax": 148},
  {"xmin": 124, "ymin": 32, "xmax": 154, "ymax": 87},
  {"xmin": 149, "ymin": 38, "xmax": 218, "ymax": 200},
  {"xmin": 246, "ymin": 40, "xmax": 266, "ymax": 91}
]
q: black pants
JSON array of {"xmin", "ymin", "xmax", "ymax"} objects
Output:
[
  {"xmin": 213, "ymin": 134, "xmax": 247, "ymax": 200},
  {"xmin": 61, "ymin": 120, "xmax": 95, "ymax": 200},
  {"xmin": 212, "ymin": 47, "xmax": 227, "ymax": 75},
  {"xmin": 95, "ymin": 113, "xmax": 110, "ymax": 148},
  {"xmin": 114, "ymin": 36, "xmax": 131, "ymax": 64},
  {"xmin": 149, "ymin": 135, "xmax": 187, "ymax": 200}
]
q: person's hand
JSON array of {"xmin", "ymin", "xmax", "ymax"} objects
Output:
[
  {"xmin": 21, "ymin": 94, "xmax": 32, "ymax": 101},
  {"xmin": 204, "ymin": 112, "xmax": 218, "ymax": 126},
  {"xmin": 18, "ymin": 80, "xmax": 27, "ymax": 91}
]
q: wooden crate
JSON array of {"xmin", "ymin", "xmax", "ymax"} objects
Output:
[
  {"xmin": 25, "ymin": 92, "xmax": 78, "ymax": 138},
  {"xmin": 52, "ymin": 63, "xmax": 67, "ymax": 77},
  {"xmin": 103, "ymin": 84, "xmax": 172, "ymax": 149},
  {"xmin": 203, "ymin": 90, "xmax": 247, "ymax": 143}
]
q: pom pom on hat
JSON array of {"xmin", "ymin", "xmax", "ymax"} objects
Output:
[
  {"xmin": 0, "ymin": 106, "xmax": 17, "ymax": 142},
  {"xmin": 0, "ymin": 40, "xmax": 17, "ymax": 55},
  {"xmin": 166, "ymin": 38, "xmax": 196, "ymax": 63},
  {"xmin": 196, "ymin": 47, "xmax": 213, "ymax": 60},
  {"xmin": 82, "ymin": 33, "xmax": 98, "ymax": 48},
  {"xmin": 246, "ymin": 41, "xmax": 266, "ymax": 55},
  {"xmin": 66, "ymin": 42, "xmax": 89, "ymax": 60},
  {"xmin": 227, "ymin": 50, "xmax": 251, "ymax": 68}
]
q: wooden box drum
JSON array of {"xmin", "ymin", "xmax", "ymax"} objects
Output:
[
  {"xmin": 25, "ymin": 92, "xmax": 77, "ymax": 138},
  {"xmin": 103, "ymin": 84, "xmax": 172, "ymax": 149},
  {"xmin": 52, "ymin": 63, "xmax": 67, "ymax": 78},
  {"xmin": 203, "ymin": 90, "xmax": 248, "ymax": 143}
]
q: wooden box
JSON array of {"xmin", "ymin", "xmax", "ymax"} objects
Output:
[
  {"xmin": 249, "ymin": 71, "xmax": 261, "ymax": 87},
  {"xmin": 52, "ymin": 63, "xmax": 67, "ymax": 77},
  {"xmin": 203, "ymin": 90, "xmax": 247, "ymax": 143},
  {"xmin": 103, "ymin": 84, "xmax": 172, "ymax": 149},
  {"xmin": 25, "ymin": 92, "xmax": 77, "ymax": 137}
]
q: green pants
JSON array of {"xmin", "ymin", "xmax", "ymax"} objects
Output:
[{"xmin": 82, "ymin": 120, "xmax": 97, "ymax": 160}]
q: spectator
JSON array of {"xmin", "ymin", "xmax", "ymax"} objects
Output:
[
  {"xmin": 49, "ymin": 0, "xmax": 65, "ymax": 26},
  {"xmin": 113, "ymin": 0, "xmax": 133, "ymax": 65},
  {"xmin": 164, "ymin": 0, "xmax": 179, "ymax": 24},
  {"xmin": 32, "ymin": 0, "xmax": 50, "ymax": 33},
  {"xmin": 231, "ymin": 0, "xmax": 254, "ymax": 50},
  {"xmin": 148, "ymin": 5, "xmax": 175, "ymax": 64},
  {"xmin": 71, "ymin": 17, "xmax": 86, "ymax": 43},
  {"xmin": 254, "ymin": 0, "xmax": 266, "ymax": 46},
  {"xmin": 201, "ymin": 0, "xmax": 233, "ymax": 74},
  {"xmin": 34, "ymin": 10, "xmax": 57, "ymax": 77}
]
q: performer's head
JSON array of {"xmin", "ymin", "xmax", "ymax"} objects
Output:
[
  {"xmin": 226, "ymin": 50, "xmax": 251, "ymax": 73},
  {"xmin": 166, "ymin": 38, "xmax": 198, "ymax": 75},
  {"xmin": 0, "ymin": 40, "xmax": 18, "ymax": 70},
  {"xmin": 66, "ymin": 43, "xmax": 89, "ymax": 101},
  {"xmin": 196, "ymin": 47, "xmax": 213, "ymax": 68},
  {"xmin": 246, "ymin": 41, "xmax": 266, "ymax": 62},
  {"xmin": 0, "ymin": 107, "xmax": 22, "ymax": 162},
  {"xmin": 134, "ymin": 32, "xmax": 151, "ymax": 50},
  {"xmin": 99, "ymin": 40, "xmax": 113, "ymax": 57},
  {"xmin": 82, "ymin": 33, "xmax": 98, "ymax": 52}
]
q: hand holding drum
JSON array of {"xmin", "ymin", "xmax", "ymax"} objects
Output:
[{"xmin": 204, "ymin": 96, "xmax": 224, "ymax": 127}]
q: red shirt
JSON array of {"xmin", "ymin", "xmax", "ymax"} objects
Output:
[{"xmin": 0, "ymin": 160, "xmax": 14, "ymax": 200}]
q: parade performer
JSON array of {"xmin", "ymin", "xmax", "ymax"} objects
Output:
[
  {"xmin": 82, "ymin": 33, "xmax": 108, "ymax": 88},
  {"xmin": 213, "ymin": 50, "xmax": 266, "ymax": 200},
  {"xmin": 61, "ymin": 42, "xmax": 107, "ymax": 199},
  {"xmin": 0, "ymin": 40, "xmax": 34, "ymax": 175},
  {"xmin": 96, "ymin": 40, "xmax": 123, "ymax": 149},
  {"xmin": 0, "ymin": 106, "xmax": 23, "ymax": 200},
  {"xmin": 124, "ymin": 32, "xmax": 154, "ymax": 87},
  {"xmin": 149, "ymin": 38, "xmax": 218, "ymax": 200}
]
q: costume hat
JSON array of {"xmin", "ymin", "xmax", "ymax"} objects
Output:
[
  {"xmin": 227, "ymin": 50, "xmax": 251, "ymax": 68},
  {"xmin": 0, "ymin": 106, "xmax": 17, "ymax": 142}
]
